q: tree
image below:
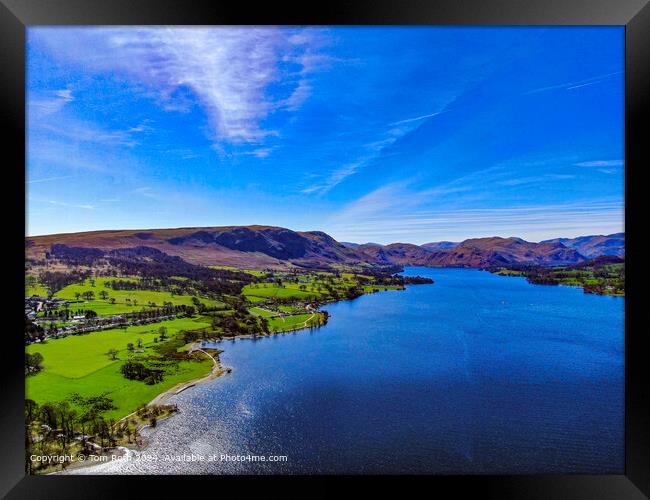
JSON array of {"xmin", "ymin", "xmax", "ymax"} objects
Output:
[
  {"xmin": 25, "ymin": 317, "xmax": 45, "ymax": 343},
  {"xmin": 25, "ymin": 398, "xmax": 39, "ymax": 423},
  {"xmin": 127, "ymin": 343, "xmax": 134, "ymax": 351},
  {"xmin": 107, "ymin": 349, "xmax": 119, "ymax": 360},
  {"xmin": 74, "ymin": 292, "xmax": 81, "ymax": 301},
  {"xmin": 136, "ymin": 338, "xmax": 143, "ymax": 349},
  {"xmin": 82, "ymin": 290, "xmax": 95, "ymax": 301},
  {"xmin": 85, "ymin": 310, "xmax": 98, "ymax": 319},
  {"xmin": 158, "ymin": 326, "xmax": 168, "ymax": 340},
  {"xmin": 99, "ymin": 290, "xmax": 109, "ymax": 300},
  {"xmin": 25, "ymin": 352, "xmax": 44, "ymax": 375}
]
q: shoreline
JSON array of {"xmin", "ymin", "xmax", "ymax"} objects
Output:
[
  {"xmin": 46, "ymin": 287, "xmax": 418, "ymax": 474},
  {"xmin": 56, "ymin": 317, "xmax": 337, "ymax": 474},
  {"xmin": 55, "ymin": 321, "xmax": 333, "ymax": 474},
  {"xmin": 54, "ymin": 346, "xmax": 229, "ymax": 474},
  {"xmin": 486, "ymin": 269, "xmax": 625, "ymax": 297},
  {"xmin": 146, "ymin": 345, "xmax": 229, "ymax": 407}
]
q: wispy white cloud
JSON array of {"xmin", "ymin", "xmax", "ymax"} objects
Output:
[
  {"xmin": 36, "ymin": 119, "xmax": 139, "ymax": 147},
  {"xmin": 327, "ymin": 197, "xmax": 624, "ymax": 245},
  {"xmin": 35, "ymin": 28, "xmax": 322, "ymax": 145},
  {"xmin": 27, "ymin": 175, "xmax": 76, "ymax": 184},
  {"xmin": 328, "ymin": 169, "xmax": 496, "ymax": 225},
  {"xmin": 278, "ymin": 79, "xmax": 312, "ymax": 112},
  {"xmin": 389, "ymin": 111, "xmax": 444, "ymax": 126},
  {"xmin": 132, "ymin": 186, "xmax": 157, "ymax": 199},
  {"xmin": 302, "ymin": 159, "xmax": 369, "ymax": 195},
  {"xmin": 236, "ymin": 147, "xmax": 275, "ymax": 159},
  {"xmin": 325, "ymin": 162, "xmax": 623, "ymax": 243},
  {"xmin": 301, "ymin": 118, "xmax": 434, "ymax": 195},
  {"xmin": 28, "ymin": 88, "xmax": 75, "ymax": 117},
  {"xmin": 574, "ymin": 159, "xmax": 624, "ymax": 167},
  {"xmin": 127, "ymin": 120, "xmax": 154, "ymax": 134},
  {"xmin": 524, "ymin": 71, "xmax": 621, "ymax": 95},
  {"xmin": 497, "ymin": 173, "xmax": 576, "ymax": 186},
  {"xmin": 301, "ymin": 95, "xmax": 456, "ymax": 195},
  {"xmin": 28, "ymin": 90, "xmax": 146, "ymax": 150},
  {"xmin": 40, "ymin": 199, "xmax": 96, "ymax": 210},
  {"xmin": 276, "ymin": 49, "xmax": 348, "ymax": 113},
  {"xmin": 28, "ymin": 138, "xmax": 126, "ymax": 173},
  {"xmin": 326, "ymin": 181, "xmax": 414, "ymax": 220}
]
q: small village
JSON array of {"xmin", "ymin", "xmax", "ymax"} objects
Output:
[{"xmin": 25, "ymin": 295, "xmax": 179, "ymax": 343}]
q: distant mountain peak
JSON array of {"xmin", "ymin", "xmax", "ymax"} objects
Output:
[{"xmin": 421, "ymin": 241, "xmax": 459, "ymax": 251}]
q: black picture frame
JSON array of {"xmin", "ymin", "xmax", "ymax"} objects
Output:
[{"xmin": 1, "ymin": 0, "xmax": 648, "ymax": 497}]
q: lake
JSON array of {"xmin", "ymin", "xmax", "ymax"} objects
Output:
[{"xmin": 71, "ymin": 267, "xmax": 624, "ymax": 474}]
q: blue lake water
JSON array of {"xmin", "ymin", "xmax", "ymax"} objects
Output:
[{"xmin": 76, "ymin": 267, "xmax": 624, "ymax": 474}]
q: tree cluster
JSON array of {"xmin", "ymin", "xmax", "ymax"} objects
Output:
[
  {"xmin": 120, "ymin": 360, "xmax": 164, "ymax": 384},
  {"xmin": 37, "ymin": 270, "xmax": 90, "ymax": 296}
]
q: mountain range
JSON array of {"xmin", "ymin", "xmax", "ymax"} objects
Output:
[
  {"xmin": 25, "ymin": 227, "xmax": 624, "ymax": 270},
  {"xmin": 540, "ymin": 232, "xmax": 625, "ymax": 258}
]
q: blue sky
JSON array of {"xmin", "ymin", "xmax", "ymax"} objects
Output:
[{"xmin": 27, "ymin": 27, "xmax": 624, "ymax": 244}]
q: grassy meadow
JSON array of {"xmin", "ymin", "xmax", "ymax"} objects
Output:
[
  {"xmin": 45, "ymin": 277, "xmax": 224, "ymax": 316},
  {"xmin": 249, "ymin": 306, "xmax": 278, "ymax": 317},
  {"xmin": 243, "ymin": 282, "xmax": 325, "ymax": 300},
  {"xmin": 242, "ymin": 273, "xmax": 404, "ymax": 304},
  {"xmin": 267, "ymin": 313, "xmax": 318, "ymax": 331},
  {"xmin": 26, "ymin": 317, "xmax": 212, "ymax": 420}
]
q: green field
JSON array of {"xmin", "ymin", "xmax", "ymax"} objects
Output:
[
  {"xmin": 64, "ymin": 300, "xmax": 143, "ymax": 315},
  {"xmin": 245, "ymin": 295, "xmax": 267, "ymax": 304},
  {"xmin": 49, "ymin": 277, "xmax": 223, "ymax": 315},
  {"xmin": 26, "ymin": 317, "xmax": 212, "ymax": 419},
  {"xmin": 495, "ymin": 269, "xmax": 527, "ymax": 277},
  {"xmin": 25, "ymin": 283, "xmax": 49, "ymax": 297},
  {"xmin": 26, "ymin": 358, "xmax": 212, "ymax": 421},
  {"xmin": 209, "ymin": 265, "xmax": 267, "ymax": 277},
  {"xmin": 238, "ymin": 268, "xmax": 411, "ymax": 306},
  {"xmin": 243, "ymin": 269, "xmax": 267, "ymax": 277},
  {"xmin": 249, "ymin": 306, "xmax": 278, "ymax": 317},
  {"xmin": 277, "ymin": 305, "xmax": 303, "ymax": 313},
  {"xmin": 243, "ymin": 282, "xmax": 325, "ymax": 300},
  {"xmin": 268, "ymin": 313, "xmax": 317, "ymax": 331}
]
